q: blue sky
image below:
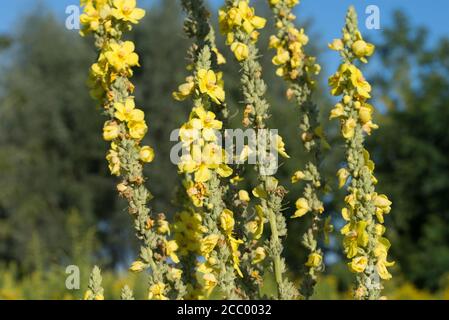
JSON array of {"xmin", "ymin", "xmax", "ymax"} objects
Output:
[
  {"xmin": 2, "ymin": 0, "xmax": 449, "ymax": 40},
  {"xmin": 1, "ymin": 0, "xmax": 448, "ymax": 75}
]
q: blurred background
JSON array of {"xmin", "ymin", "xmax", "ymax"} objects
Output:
[{"xmin": 0, "ymin": 0, "xmax": 449, "ymax": 299}]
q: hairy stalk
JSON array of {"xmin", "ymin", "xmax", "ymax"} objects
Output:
[
  {"xmin": 120, "ymin": 285, "xmax": 135, "ymax": 300},
  {"xmin": 80, "ymin": 0, "xmax": 185, "ymax": 300},
  {"xmin": 329, "ymin": 6, "xmax": 394, "ymax": 300},
  {"xmin": 173, "ymin": 0, "xmax": 240, "ymax": 299},
  {"xmin": 267, "ymin": 0, "xmax": 329, "ymax": 299},
  {"xmin": 220, "ymin": 0, "xmax": 297, "ymax": 300}
]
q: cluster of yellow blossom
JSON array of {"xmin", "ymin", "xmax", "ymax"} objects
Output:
[
  {"xmin": 269, "ymin": 26, "xmax": 319, "ymax": 80},
  {"xmin": 81, "ymin": 1, "xmax": 153, "ymax": 177},
  {"xmin": 148, "ymin": 283, "xmax": 168, "ymax": 300},
  {"xmin": 172, "ymin": 209, "xmax": 223, "ymax": 298},
  {"xmin": 290, "ymin": 173, "xmax": 324, "ymax": 219},
  {"xmin": 186, "ymin": 209, "xmax": 245, "ymax": 298},
  {"xmin": 173, "ymin": 69, "xmax": 225, "ymax": 104},
  {"xmin": 174, "ymin": 68, "xmax": 232, "ymax": 194},
  {"xmin": 220, "ymin": 209, "xmax": 244, "ymax": 276},
  {"xmin": 268, "ymin": 0, "xmax": 320, "ymax": 80},
  {"xmin": 173, "ymin": 210, "xmax": 207, "ymax": 256},
  {"xmin": 329, "ymin": 63, "xmax": 378, "ymax": 137},
  {"xmin": 218, "ymin": 1, "xmax": 266, "ymax": 61},
  {"xmin": 80, "ymin": 0, "xmax": 145, "ymax": 36},
  {"xmin": 329, "ymin": 7, "xmax": 394, "ymax": 297},
  {"xmin": 177, "ymin": 105, "xmax": 233, "ymax": 186}
]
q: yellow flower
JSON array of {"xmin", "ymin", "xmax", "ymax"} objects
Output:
[
  {"xmin": 197, "ymin": 69, "xmax": 225, "ymax": 104},
  {"xmin": 103, "ymin": 121, "xmax": 120, "ymax": 141},
  {"xmin": 83, "ymin": 289, "xmax": 104, "ymax": 300},
  {"xmin": 220, "ymin": 209, "xmax": 235, "ymax": 235},
  {"xmin": 375, "ymin": 237, "xmax": 395, "ymax": 280},
  {"xmin": 114, "ymin": 98, "xmax": 145, "ymax": 123},
  {"xmin": 129, "ymin": 260, "xmax": 146, "ymax": 272},
  {"xmin": 252, "ymin": 246, "xmax": 266, "ymax": 264},
  {"xmin": 229, "ymin": 236, "xmax": 243, "ymax": 277},
  {"xmin": 305, "ymin": 252, "xmax": 323, "ymax": 268},
  {"xmin": 328, "ymin": 63, "xmax": 349, "ymax": 96},
  {"xmin": 106, "ymin": 148, "xmax": 121, "ymax": 176},
  {"xmin": 237, "ymin": 1, "xmax": 266, "ymax": 34},
  {"xmin": 219, "ymin": 1, "xmax": 266, "ymax": 37},
  {"xmin": 329, "ymin": 103, "xmax": 345, "ymax": 119},
  {"xmin": 172, "ymin": 76, "xmax": 195, "ymax": 101},
  {"xmin": 197, "ymin": 270, "xmax": 217, "ymax": 296},
  {"xmin": 212, "ymin": 47, "xmax": 227, "ymax": 65},
  {"xmin": 291, "ymin": 170, "xmax": 306, "ymax": 183},
  {"xmin": 179, "ymin": 122, "xmax": 200, "ymax": 147},
  {"xmin": 168, "ymin": 268, "xmax": 183, "ymax": 281},
  {"xmin": 251, "ymin": 205, "xmax": 265, "ymax": 239},
  {"xmin": 348, "ymin": 65, "xmax": 371, "ymax": 99},
  {"xmin": 173, "ymin": 210, "xmax": 205, "ymax": 255},
  {"xmin": 230, "ymin": 175, "xmax": 244, "ymax": 185},
  {"xmin": 200, "ymin": 234, "xmax": 220, "ymax": 258},
  {"xmin": 292, "ymin": 197, "xmax": 310, "ymax": 218},
  {"xmin": 359, "ymin": 103, "xmax": 374, "ymax": 123},
  {"xmin": 373, "ymin": 193, "xmax": 392, "ymax": 223},
  {"xmin": 377, "ymin": 257, "xmax": 395, "ymax": 280},
  {"xmin": 238, "ymin": 190, "xmax": 250, "ymax": 202},
  {"xmin": 157, "ymin": 219, "xmax": 170, "ymax": 235},
  {"xmin": 184, "ymin": 180, "xmax": 207, "ymax": 207},
  {"xmin": 165, "ymin": 240, "xmax": 180, "ymax": 263},
  {"xmin": 268, "ymin": 35, "xmax": 281, "ymax": 49},
  {"xmin": 337, "ymin": 168, "xmax": 350, "ymax": 188},
  {"xmin": 349, "ymin": 256, "xmax": 368, "ymax": 273},
  {"xmin": 341, "ymin": 207, "xmax": 352, "ymax": 221},
  {"xmin": 191, "ymin": 106, "xmax": 223, "ymax": 141},
  {"xmin": 230, "ymin": 42, "xmax": 249, "ymax": 61},
  {"xmin": 342, "ymin": 118, "xmax": 357, "ymax": 139},
  {"xmin": 289, "ymin": 27, "xmax": 309, "ymax": 46},
  {"xmin": 342, "ymin": 221, "xmax": 369, "ymax": 258},
  {"xmin": 105, "ymin": 41, "xmax": 139, "ymax": 72},
  {"xmin": 80, "ymin": 3, "xmax": 103, "ymax": 35},
  {"xmin": 352, "ymin": 40, "xmax": 375, "ymax": 62},
  {"xmin": 111, "ymin": 0, "xmax": 145, "ymax": 24},
  {"xmin": 328, "ymin": 38, "xmax": 344, "ymax": 51},
  {"xmin": 272, "ymin": 48, "xmax": 290, "ymax": 66},
  {"xmin": 128, "ymin": 120, "xmax": 147, "ymax": 140},
  {"xmin": 139, "ymin": 146, "xmax": 155, "ymax": 163},
  {"xmin": 186, "ymin": 143, "xmax": 232, "ymax": 183},
  {"xmin": 148, "ymin": 283, "xmax": 168, "ymax": 300},
  {"xmin": 275, "ymin": 134, "xmax": 290, "ymax": 158},
  {"xmin": 362, "ymin": 121, "xmax": 379, "ymax": 135}
]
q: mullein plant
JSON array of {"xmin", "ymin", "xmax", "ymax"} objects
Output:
[
  {"xmin": 328, "ymin": 6, "xmax": 394, "ymax": 299},
  {"xmin": 84, "ymin": 266, "xmax": 104, "ymax": 300},
  {"xmin": 267, "ymin": 0, "xmax": 329, "ymax": 299},
  {"xmin": 172, "ymin": 0, "xmax": 242, "ymax": 299},
  {"xmin": 219, "ymin": 0, "xmax": 297, "ymax": 300},
  {"xmin": 80, "ymin": 0, "xmax": 185, "ymax": 300}
]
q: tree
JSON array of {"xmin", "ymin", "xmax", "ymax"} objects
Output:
[{"xmin": 371, "ymin": 11, "xmax": 449, "ymax": 290}]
